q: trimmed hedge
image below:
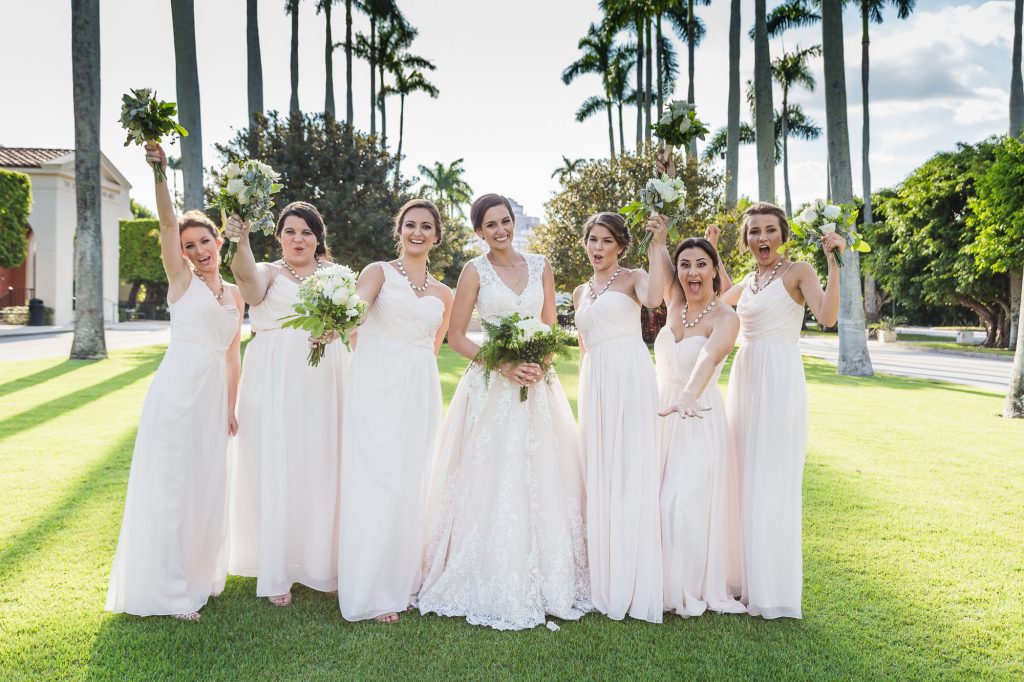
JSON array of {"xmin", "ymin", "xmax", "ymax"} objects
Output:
[
  {"xmin": 119, "ymin": 218, "xmax": 166, "ymax": 285},
  {"xmin": 0, "ymin": 169, "xmax": 32, "ymax": 269}
]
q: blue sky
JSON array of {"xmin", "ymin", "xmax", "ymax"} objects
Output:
[{"xmin": 1, "ymin": 1, "xmax": 1016, "ymax": 221}]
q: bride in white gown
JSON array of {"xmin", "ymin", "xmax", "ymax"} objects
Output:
[{"xmin": 417, "ymin": 194, "xmax": 590, "ymax": 631}]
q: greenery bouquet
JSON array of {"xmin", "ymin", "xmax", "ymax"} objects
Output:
[
  {"xmin": 279, "ymin": 264, "xmax": 367, "ymax": 366},
  {"xmin": 619, "ymin": 174, "xmax": 686, "ymax": 251},
  {"xmin": 476, "ymin": 312, "xmax": 574, "ymax": 401},
  {"xmin": 788, "ymin": 199, "xmax": 871, "ymax": 267},
  {"xmin": 650, "ymin": 99, "xmax": 710, "ymax": 158},
  {"xmin": 118, "ymin": 88, "xmax": 188, "ymax": 183},
  {"xmin": 209, "ymin": 159, "xmax": 283, "ymax": 260}
]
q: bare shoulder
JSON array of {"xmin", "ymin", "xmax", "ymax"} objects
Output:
[
  {"xmin": 572, "ymin": 283, "xmax": 587, "ymax": 307},
  {"xmin": 715, "ymin": 302, "xmax": 739, "ymax": 322},
  {"xmin": 224, "ymin": 282, "xmax": 245, "ymax": 308},
  {"xmin": 788, "ymin": 260, "xmax": 817, "ymax": 278}
]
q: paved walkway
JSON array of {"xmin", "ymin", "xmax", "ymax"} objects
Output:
[
  {"xmin": 1, "ymin": 324, "xmax": 1011, "ymax": 393},
  {"xmin": 798, "ymin": 336, "xmax": 1011, "ymax": 393}
]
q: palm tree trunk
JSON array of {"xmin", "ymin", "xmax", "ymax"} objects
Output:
[
  {"xmin": 636, "ymin": 17, "xmax": 644, "ymax": 148},
  {"xmin": 644, "ymin": 18, "xmax": 652, "ymax": 144},
  {"xmin": 782, "ymin": 91, "xmax": 792, "ymax": 216},
  {"xmin": 687, "ymin": 0, "xmax": 697, "ymax": 158},
  {"xmin": 618, "ymin": 100, "xmax": 625, "ymax": 153},
  {"xmin": 289, "ymin": 0, "xmax": 300, "ymax": 114},
  {"xmin": 1005, "ymin": 0, "xmax": 1024, "ymax": 416},
  {"xmin": 395, "ymin": 93, "xmax": 405, "ymax": 188},
  {"xmin": 171, "ymin": 0, "xmax": 203, "ymax": 212},
  {"xmin": 860, "ymin": 2, "xmax": 881, "ymax": 324},
  {"xmin": 70, "ymin": 0, "xmax": 106, "ymax": 360},
  {"xmin": 725, "ymin": 0, "xmax": 740, "ymax": 208},
  {"xmin": 324, "ymin": 0, "xmax": 335, "ymax": 117},
  {"xmin": 754, "ymin": 0, "xmax": 776, "ymax": 202},
  {"xmin": 379, "ymin": 61, "xmax": 387, "ymax": 148},
  {"xmin": 246, "ymin": 0, "xmax": 263, "ymax": 125},
  {"xmin": 823, "ymin": 0, "xmax": 872, "ymax": 377},
  {"xmin": 606, "ymin": 99, "xmax": 616, "ymax": 159},
  {"xmin": 345, "ymin": 0, "xmax": 353, "ymax": 123},
  {"xmin": 656, "ymin": 14, "xmax": 664, "ymax": 117},
  {"xmin": 369, "ymin": 18, "xmax": 377, "ymax": 136}
]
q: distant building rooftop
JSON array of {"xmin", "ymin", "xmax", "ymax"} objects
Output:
[{"xmin": 0, "ymin": 148, "xmax": 74, "ymax": 168}]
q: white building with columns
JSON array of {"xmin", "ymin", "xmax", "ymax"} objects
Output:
[{"xmin": 0, "ymin": 148, "xmax": 131, "ymax": 325}]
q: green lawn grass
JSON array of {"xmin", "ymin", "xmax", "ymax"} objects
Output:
[{"xmin": 1, "ymin": 343, "xmax": 1021, "ymax": 680}]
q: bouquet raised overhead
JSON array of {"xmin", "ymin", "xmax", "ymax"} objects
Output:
[
  {"xmin": 119, "ymin": 88, "xmax": 188, "ymax": 183},
  {"xmin": 209, "ymin": 159, "xmax": 284, "ymax": 258},
  {"xmin": 788, "ymin": 199, "xmax": 871, "ymax": 267},
  {"xmin": 279, "ymin": 264, "xmax": 367, "ymax": 366},
  {"xmin": 619, "ymin": 174, "xmax": 686, "ymax": 252},
  {"xmin": 651, "ymin": 100, "xmax": 710, "ymax": 158},
  {"xmin": 475, "ymin": 313, "xmax": 574, "ymax": 402}
]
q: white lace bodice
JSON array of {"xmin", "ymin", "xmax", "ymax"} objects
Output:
[{"xmin": 472, "ymin": 253, "xmax": 547, "ymax": 325}]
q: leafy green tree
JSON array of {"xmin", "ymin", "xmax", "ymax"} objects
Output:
[
  {"xmin": 0, "ymin": 170, "xmax": 32, "ymax": 269},
  {"xmin": 119, "ymin": 218, "xmax": 166, "ymax": 306},
  {"xmin": 130, "ymin": 198, "xmax": 155, "ymax": 219},
  {"xmin": 213, "ymin": 112, "xmax": 404, "ymax": 273},
  {"xmin": 872, "ymin": 141, "xmax": 1008, "ymax": 347},
  {"xmin": 416, "ymin": 158, "xmax": 475, "ymax": 285},
  {"xmin": 530, "ymin": 148, "xmax": 722, "ymax": 291}
]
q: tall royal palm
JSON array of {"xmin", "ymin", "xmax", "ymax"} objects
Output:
[
  {"xmin": 1006, "ymin": 0, "xmax": 1024, "ymax": 416},
  {"xmin": 753, "ymin": 0, "xmax": 775, "ymax": 202},
  {"xmin": 344, "ymin": 0, "xmax": 354, "ymax": 123},
  {"xmin": 317, "ymin": 0, "xmax": 337, "ymax": 117},
  {"xmin": 665, "ymin": 0, "xmax": 711, "ymax": 157},
  {"xmin": 247, "ymin": 0, "xmax": 263, "ymax": 128},
  {"xmin": 773, "ymin": 44, "xmax": 822, "ymax": 216},
  {"xmin": 355, "ymin": 0, "xmax": 399, "ymax": 137},
  {"xmin": 608, "ymin": 44, "xmax": 636, "ymax": 154},
  {"xmin": 70, "ymin": 0, "xmax": 105, "ymax": 360},
  {"xmin": 171, "ymin": 0, "xmax": 203, "ymax": 211},
  {"xmin": 374, "ymin": 16, "xmax": 414, "ymax": 150},
  {"xmin": 601, "ymin": 0, "xmax": 652, "ymax": 148},
  {"xmin": 822, "ymin": 0, "xmax": 872, "ymax": 376},
  {"xmin": 860, "ymin": 0, "xmax": 915, "ymax": 323},
  {"xmin": 417, "ymin": 159, "xmax": 473, "ymax": 223},
  {"xmin": 726, "ymin": 0, "xmax": 741, "ymax": 207},
  {"xmin": 286, "ymin": 0, "xmax": 300, "ymax": 114},
  {"xmin": 382, "ymin": 57, "xmax": 438, "ymax": 185},
  {"xmin": 562, "ymin": 23, "xmax": 617, "ymax": 159}
]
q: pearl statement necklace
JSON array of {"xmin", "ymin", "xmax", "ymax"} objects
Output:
[
  {"xmin": 396, "ymin": 259, "xmax": 429, "ymax": 292},
  {"xmin": 681, "ymin": 298, "xmax": 716, "ymax": 328},
  {"xmin": 588, "ymin": 265, "xmax": 622, "ymax": 300},
  {"xmin": 750, "ymin": 257, "xmax": 784, "ymax": 294},
  {"xmin": 280, "ymin": 257, "xmax": 321, "ymax": 283},
  {"xmin": 195, "ymin": 270, "xmax": 224, "ymax": 301}
]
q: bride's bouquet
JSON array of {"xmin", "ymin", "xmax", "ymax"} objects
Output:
[
  {"xmin": 209, "ymin": 159, "xmax": 284, "ymax": 259},
  {"xmin": 476, "ymin": 313, "xmax": 574, "ymax": 402},
  {"xmin": 619, "ymin": 174, "xmax": 686, "ymax": 252},
  {"xmin": 788, "ymin": 199, "xmax": 871, "ymax": 267},
  {"xmin": 651, "ymin": 99, "xmax": 710, "ymax": 158},
  {"xmin": 279, "ymin": 264, "xmax": 367, "ymax": 366},
  {"xmin": 118, "ymin": 88, "xmax": 188, "ymax": 183}
]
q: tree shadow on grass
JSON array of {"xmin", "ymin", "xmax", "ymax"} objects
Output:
[
  {"xmin": 0, "ymin": 359, "xmax": 95, "ymax": 399},
  {"xmin": 0, "ymin": 429, "xmax": 136, "ymax": 583},
  {"xmin": 0, "ymin": 354, "xmax": 163, "ymax": 444}
]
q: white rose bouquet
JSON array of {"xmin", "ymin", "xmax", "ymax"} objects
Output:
[
  {"xmin": 620, "ymin": 173, "xmax": 686, "ymax": 252},
  {"xmin": 788, "ymin": 199, "xmax": 871, "ymax": 267},
  {"xmin": 475, "ymin": 312, "xmax": 574, "ymax": 402},
  {"xmin": 651, "ymin": 99, "xmax": 710, "ymax": 158},
  {"xmin": 118, "ymin": 88, "xmax": 188, "ymax": 183},
  {"xmin": 210, "ymin": 160, "xmax": 284, "ymax": 258},
  {"xmin": 279, "ymin": 264, "xmax": 367, "ymax": 366}
]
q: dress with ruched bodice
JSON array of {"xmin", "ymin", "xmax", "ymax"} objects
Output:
[
  {"xmin": 575, "ymin": 290, "xmax": 662, "ymax": 623},
  {"xmin": 338, "ymin": 262, "xmax": 445, "ymax": 620},
  {"xmin": 417, "ymin": 253, "xmax": 590, "ymax": 630}
]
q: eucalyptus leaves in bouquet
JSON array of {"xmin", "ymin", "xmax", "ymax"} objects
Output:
[
  {"xmin": 651, "ymin": 100, "xmax": 710, "ymax": 158},
  {"xmin": 209, "ymin": 160, "xmax": 284, "ymax": 259},
  {"xmin": 788, "ymin": 199, "xmax": 871, "ymax": 267},
  {"xmin": 620, "ymin": 174, "xmax": 685, "ymax": 252},
  {"xmin": 119, "ymin": 88, "xmax": 188, "ymax": 183},
  {"xmin": 475, "ymin": 313, "xmax": 574, "ymax": 402}
]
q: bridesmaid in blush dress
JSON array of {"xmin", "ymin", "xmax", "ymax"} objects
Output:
[
  {"xmin": 716, "ymin": 202, "xmax": 846, "ymax": 619},
  {"xmin": 337, "ymin": 199, "xmax": 453, "ymax": 624},
  {"xmin": 653, "ymin": 236, "xmax": 745, "ymax": 618},
  {"xmin": 106, "ymin": 144, "xmax": 243, "ymax": 622},
  {"xmin": 224, "ymin": 202, "xmax": 348, "ymax": 607},
  {"xmin": 573, "ymin": 212, "xmax": 665, "ymax": 623}
]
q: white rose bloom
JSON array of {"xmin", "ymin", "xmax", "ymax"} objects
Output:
[
  {"xmin": 331, "ymin": 289, "xmax": 347, "ymax": 306},
  {"xmin": 224, "ymin": 163, "xmax": 241, "ymax": 179},
  {"xmin": 657, "ymin": 181, "xmax": 680, "ymax": 203},
  {"xmin": 659, "ymin": 112, "xmax": 673, "ymax": 126},
  {"xmin": 814, "ymin": 198, "xmax": 826, "ymax": 211},
  {"xmin": 797, "ymin": 207, "xmax": 818, "ymax": 224},
  {"xmin": 678, "ymin": 118, "xmax": 691, "ymax": 135},
  {"xmin": 820, "ymin": 222, "xmax": 837, "ymax": 234},
  {"xmin": 822, "ymin": 204, "xmax": 842, "ymax": 219},
  {"xmin": 226, "ymin": 178, "xmax": 245, "ymax": 196}
]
